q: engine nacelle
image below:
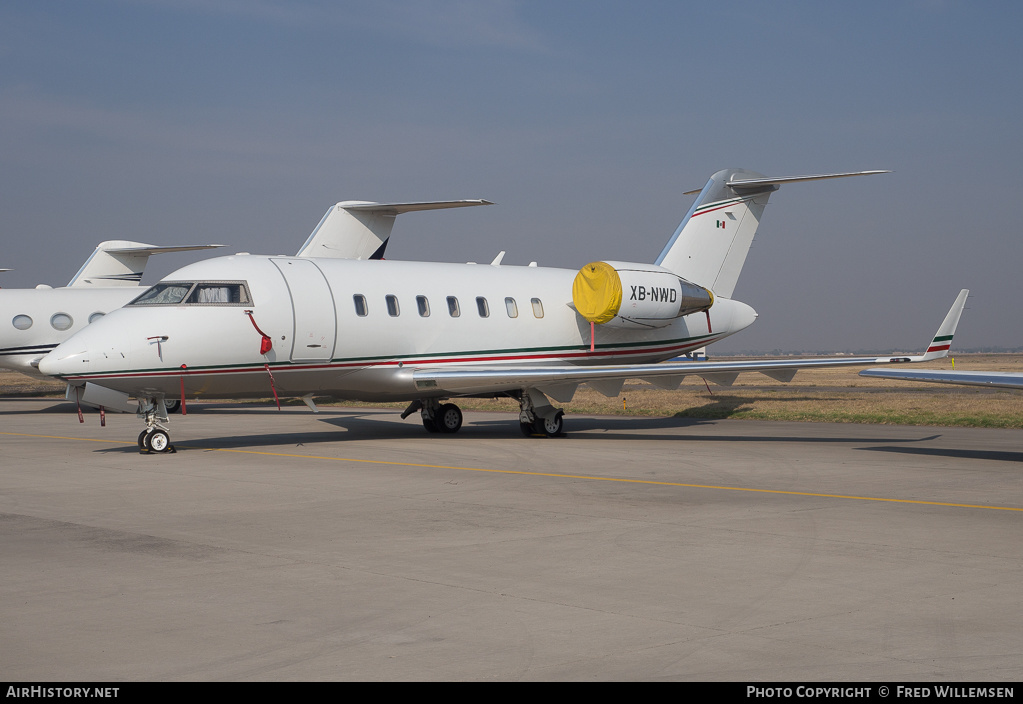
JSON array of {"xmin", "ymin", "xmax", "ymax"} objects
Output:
[{"xmin": 572, "ymin": 261, "xmax": 713, "ymax": 329}]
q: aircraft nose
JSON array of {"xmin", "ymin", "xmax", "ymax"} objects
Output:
[{"xmin": 37, "ymin": 343, "xmax": 87, "ymax": 378}]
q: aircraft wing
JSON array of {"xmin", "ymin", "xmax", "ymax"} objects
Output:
[
  {"xmin": 413, "ymin": 290, "xmax": 970, "ymax": 399},
  {"xmin": 859, "ymin": 369, "xmax": 1023, "ymax": 390}
]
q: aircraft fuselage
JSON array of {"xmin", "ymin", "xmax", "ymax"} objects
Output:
[{"xmin": 39, "ymin": 254, "xmax": 757, "ymax": 402}]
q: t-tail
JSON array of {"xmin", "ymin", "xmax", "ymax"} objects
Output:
[
  {"xmin": 296, "ymin": 200, "xmax": 492, "ymax": 261},
  {"xmin": 66, "ymin": 241, "xmax": 224, "ymax": 287},
  {"xmin": 655, "ymin": 169, "xmax": 890, "ymax": 298}
]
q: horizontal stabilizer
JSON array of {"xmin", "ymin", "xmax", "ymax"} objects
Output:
[
  {"xmin": 340, "ymin": 200, "xmax": 493, "ymax": 215},
  {"xmin": 725, "ymin": 170, "xmax": 891, "ymax": 189},
  {"xmin": 296, "ymin": 199, "xmax": 492, "ymax": 260},
  {"xmin": 67, "ymin": 241, "xmax": 224, "ymax": 287},
  {"xmin": 662, "ymin": 168, "xmax": 889, "ymax": 298},
  {"xmin": 99, "ymin": 244, "xmax": 225, "ymax": 256}
]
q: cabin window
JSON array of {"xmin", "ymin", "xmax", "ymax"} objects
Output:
[
  {"xmin": 417, "ymin": 295, "xmax": 430, "ymax": 317},
  {"xmin": 386, "ymin": 295, "xmax": 400, "ymax": 317},
  {"xmin": 447, "ymin": 296, "xmax": 460, "ymax": 317},
  {"xmin": 505, "ymin": 297, "xmax": 518, "ymax": 318},
  {"xmin": 50, "ymin": 313, "xmax": 73, "ymax": 331},
  {"xmin": 353, "ymin": 295, "xmax": 368, "ymax": 317},
  {"xmin": 531, "ymin": 298, "xmax": 544, "ymax": 318},
  {"xmin": 88, "ymin": 312, "xmax": 105, "ymax": 324},
  {"xmin": 12, "ymin": 315, "xmax": 32, "ymax": 330},
  {"xmin": 476, "ymin": 297, "xmax": 489, "ymax": 318}
]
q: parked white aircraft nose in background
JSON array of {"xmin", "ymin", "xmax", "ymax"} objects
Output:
[{"xmin": 0, "ymin": 241, "xmax": 223, "ymax": 380}]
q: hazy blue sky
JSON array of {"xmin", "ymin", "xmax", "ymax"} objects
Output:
[{"xmin": 2, "ymin": 1, "xmax": 1021, "ymax": 352}]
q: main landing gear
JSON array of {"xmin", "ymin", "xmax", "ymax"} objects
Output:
[
  {"xmin": 137, "ymin": 397, "xmax": 175, "ymax": 454},
  {"xmin": 402, "ymin": 399, "xmax": 464, "ymax": 434},
  {"xmin": 402, "ymin": 388, "xmax": 565, "ymax": 438},
  {"xmin": 517, "ymin": 388, "xmax": 564, "ymax": 438}
]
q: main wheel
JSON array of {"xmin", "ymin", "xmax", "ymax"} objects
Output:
[
  {"xmin": 436, "ymin": 403, "xmax": 463, "ymax": 433},
  {"xmin": 519, "ymin": 421, "xmax": 534, "ymax": 437},
  {"xmin": 164, "ymin": 399, "xmax": 181, "ymax": 414},
  {"xmin": 145, "ymin": 428, "xmax": 171, "ymax": 453},
  {"xmin": 533, "ymin": 411, "xmax": 564, "ymax": 437},
  {"xmin": 422, "ymin": 416, "xmax": 440, "ymax": 433}
]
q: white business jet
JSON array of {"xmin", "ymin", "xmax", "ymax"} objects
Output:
[
  {"xmin": 38, "ymin": 168, "xmax": 969, "ymax": 453},
  {"xmin": 1, "ymin": 199, "xmax": 487, "ymax": 384},
  {"xmin": 0, "ymin": 241, "xmax": 222, "ymax": 380}
]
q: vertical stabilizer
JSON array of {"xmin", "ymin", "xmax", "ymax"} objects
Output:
[
  {"xmin": 66, "ymin": 242, "xmax": 224, "ymax": 287},
  {"xmin": 655, "ymin": 169, "xmax": 889, "ymax": 298},
  {"xmin": 655, "ymin": 169, "xmax": 774, "ymax": 298},
  {"xmin": 296, "ymin": 200, "xmax": 492, "ymax": 260}
]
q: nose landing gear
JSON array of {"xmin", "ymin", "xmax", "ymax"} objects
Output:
[{"xmin": 137, "ymin": 398, "xmax": 175, "ymax": 454}]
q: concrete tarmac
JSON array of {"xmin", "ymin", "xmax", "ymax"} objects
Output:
[{"xmin": 1, "ymin": 398, "xmax": 1021, "ymax": 681}]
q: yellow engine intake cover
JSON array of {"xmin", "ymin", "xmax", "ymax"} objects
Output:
[{"xmin": 572, "ymin": 261, "xmax": 622, "ymax": 324}]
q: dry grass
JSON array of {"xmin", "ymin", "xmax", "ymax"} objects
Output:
[{"xmin": 4, "ymin": 354, "xmax": 1022, "ymax": 428}]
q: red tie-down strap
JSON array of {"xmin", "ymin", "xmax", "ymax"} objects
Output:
[
  {"xmin": 264, "ymin": 363, "xmax": 281, "ymax": 411},
  {"xmin": 74, "ymin": 385, "xmax": 84, "ymax": 423},
  {"xmin": 244, "ymin": 310, "xmax": 273, "ymax": 355},
  {"xmin": 243, "ymin": 310, "xmax": 281, "ymax": 410},
  {"xmin": 179, "ymin": 365, "xmax": 188, "ymax": 415}
]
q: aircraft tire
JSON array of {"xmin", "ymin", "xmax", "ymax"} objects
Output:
[
  {"xmin": 533, "ymin": 411, "xmax": 564, "ymax": 437},
  {"xmin": 165, "ymin": 399, "xmax": 181, "ymax": 414},
  {"xmin": 519, "ymin": 421, "xmax": 534, "ymax": 437},
  {"xmin": 145, "ymin": 429, "xmax": 171, "ymax": 453},
  {"xmin": 138, "ymin": 429, "xmax": 150, "ymax": 450},
  {"xmin": 437, "ymin": 403, "xmax": 463, "ymax": 433},
  {"xmin": 423, "ymin": 416, "xmax": 440, "ymax": 433}
]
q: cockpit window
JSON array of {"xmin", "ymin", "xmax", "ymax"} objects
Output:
[
  {"xmin": 128, "ymin": 281, "xmax": 251, "ymax": 306},
  {"xmin": 187, "ymin": 283, "xmax": 249, "ymax": 305},
  {"xmin": 129, "ymin": 283, "xmax": 193, "ymax": 305}
]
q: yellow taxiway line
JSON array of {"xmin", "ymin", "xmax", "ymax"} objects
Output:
[{"xmin": 4, "ymin": 430, "xmax": 1019, "ymax": 513}]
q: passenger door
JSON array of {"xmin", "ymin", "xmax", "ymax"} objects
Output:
[{"xmin": 272, "ymin": 258, "xmax": 337, "ymax": 362}]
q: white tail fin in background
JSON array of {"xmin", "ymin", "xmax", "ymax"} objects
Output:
[
  {"xmin": 66, "ymin": 242, "xmax": 224, "ymax": 287},
  {"xmin": 656, "ymin": 169, "xmax": 889, "ymax": 298},
  {"xmin": 296, "ymin": 200, "xmax": 492, "ymax": 260}
]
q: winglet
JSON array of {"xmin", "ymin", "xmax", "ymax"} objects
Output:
[{"xmin": 909, "ymin": 289, "xmax": 969, "ymax": 362}]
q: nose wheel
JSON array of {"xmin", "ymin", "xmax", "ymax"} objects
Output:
[{"xmin": 138, "ymin": 427, "xmax": 174, "ymax": 454}]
